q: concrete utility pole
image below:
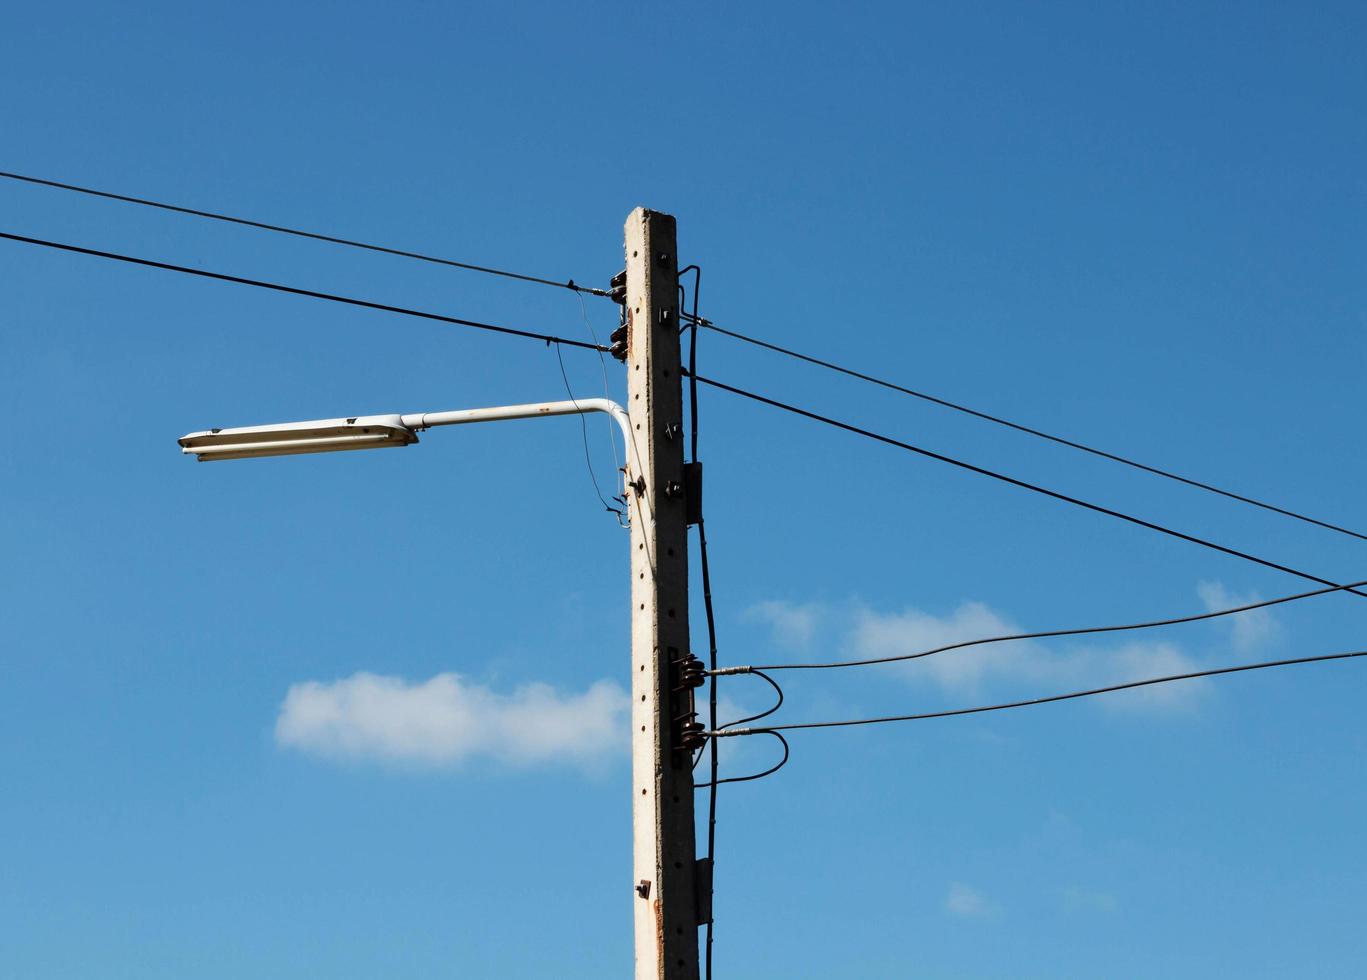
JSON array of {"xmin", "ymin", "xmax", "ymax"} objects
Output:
[{"xmin": 624, "ymin": 207, "xmax": 702, "ymax": 980}]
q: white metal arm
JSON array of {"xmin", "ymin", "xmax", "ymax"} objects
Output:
[
  {"xmin": 179, "ymin": 397, "xmax": 637, "ymax": 473},
  {"xmin": 402, "ymin": 397, "xmax": 636, "ymax": 477}
]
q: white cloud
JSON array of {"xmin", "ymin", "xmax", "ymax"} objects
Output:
[
  {"xmin": 841, "ymin": 593, "xmax": 1221, "ymax": 712},
  {"xmin": 1099, "ymin": 640, "xmax": 1206, "ymax": 711},
  {"xmin": 1197, "ymin": 580, "xmax": 1279, "ymax": 652},
  {"xmin": 945, "ymin": 882, "xmax": 996, "ymax": 918},
  {"xmin": 745, "ymin": 599, "xmax": 822, "ymax": 650},
  {"xmin": 275, "ymin": 672, "xmax": 629, "ymax": 770},
  {"xmin": 851, "ymin": 601, "xmax": 1049, "ymax": 694}
]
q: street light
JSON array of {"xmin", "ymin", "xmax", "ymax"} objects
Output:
[
  {"xmin": 179, "ymin": 210, "xmax": 699, "ymax": 979},
  {"xmin": 178, "ymin": 397, "xmax": 635, "ymax": 466}
]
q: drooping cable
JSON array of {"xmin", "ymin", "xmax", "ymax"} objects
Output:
[
  {"xmin": 714, "ymin": 669, "xmax": 784, "ymax": 729},
  {"xmin": 0, "ymin": 169, "xmax": 612, "ymax": 297},
  {"xmin": 723, "ymin": 578, "xmax": 1367, "ymax": 673},
  {"xmin": 0, "ymin": 231, "xmax": 607, "ymax": 351},
  {"xmin": 693, "ymin": 730, "xmax": 790, "ymax": 786},
  {"xmin": 686, "ymin": 314, "xmax": 1367, "ymax": 543},
  {"xmin": 689, "ymin": 372, "xmax": 1367, "ymax": 600},
  {"xmin": 711, "ymin": 650, "xmax": 1367, "ymax": 735},
  {"xmin": 691, "ymin": 668, "xmax": 786, "ymax": 770}
]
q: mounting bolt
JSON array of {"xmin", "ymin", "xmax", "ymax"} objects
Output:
[
  {"xmin": 636, "ymin": 879, "xmax": 652, "ymax": 899},
  {"xmin": 663, "ymin": 481, "xmax": 683, "ymax": 499}
]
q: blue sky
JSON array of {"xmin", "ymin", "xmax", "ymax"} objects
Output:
[{"xmin": 2, "ymin": 2, "xmax": 1365, "ymax": 977}]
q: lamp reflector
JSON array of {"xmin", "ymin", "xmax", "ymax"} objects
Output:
[{"xmin": 178, "ymin": 414, "xmax": 418, "ymax": 461}]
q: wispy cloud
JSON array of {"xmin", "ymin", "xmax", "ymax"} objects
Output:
[
  {"xmin": 275, "ymin": 672, "xmax": 628, "ymax": 771},
  {"xmin": 1197, "ymin": 580, "xmax": 1279, "ymax": 652},
  {"xmin": 945, "ymin": 882, "xmax": 997, "ymax": 918},
  {"xmin": 850, "ymin": 600, "xmax": 1208, "ymax": 710},
  {"xmin": 851, "ymin": 600, "xmax": 1042, "ymax": 694},
  {"xmin": 775, "ymin": 582, "xmax": 1277, "ymax": 713},
  {"xmin": 745, "ymin": 599, "xmax": 823, "ymax": 650}
]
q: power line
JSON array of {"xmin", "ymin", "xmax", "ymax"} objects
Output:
[
  {"xmin": 689, "ymin": 315, "xmax": 1367, "ymax": 544},
  {"xmin": 712, "ymin": 650, "xmax": 1367, "ymax": 735},
  {"xmin": 690, "ymin": 372, "xmax": 1367, "ymax": 600},
  {"xmin": 0, "ymin": 231, "xmax": 608, "ymax": 352},
  {"xmin": 719, "ymin": 578, "xmax": 1367, "ymax": 673},
  {"xmin": 0, "ymin": 169, "xmax": 612, "ymax": 297}
]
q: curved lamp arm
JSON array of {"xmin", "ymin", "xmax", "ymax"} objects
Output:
[{"xmin": 179, "ymin": 398, "xmax": 638, "ymax": 483}]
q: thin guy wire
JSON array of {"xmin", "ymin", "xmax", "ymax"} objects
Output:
[
  {"xmin": 553, "ymin": 342, "xmax": 626, "ymax": 526},
  {"xmin": 577, "ymin": 292, "xmax": 623, "ymax": 486},
  {"xmin": 686, "ymin": 315, "xmax": 1367, "ymax": 544},
  {"xmin": 694, "ymin": 730, "xmax": 790, "ymax": 785},
  {"xmin": 714, "ymin": 651, "xmax": 1367, "ymax": 735},
  {"xmin": 0, "ymin": 231, "xmax": 607, "ymax": 351},
  {"xmin": 738, "ymin": 578, "xmax": 1367, "ymax": 672},
  {"xmin": 689, "ymin": 373, "xmax": 1367, "ymax": 600},
  {"xmin": 0, "ymin": 169, "xmax": 612, "ymax": 297}
]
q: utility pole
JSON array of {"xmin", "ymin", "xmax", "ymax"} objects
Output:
[{"xmin": 623, "ymin": 207, "xmax": 702, "ymax": 980}]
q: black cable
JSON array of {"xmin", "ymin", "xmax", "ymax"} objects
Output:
[
  {"xmin": 731, "ymin": 578, "xmax": 1367, "ymax": 672},
  {"xmin": 553, "ymin": 342, "xmax": 626, "ymax": 525},
  {"xmin": 0, "ymin": 169, "xmax": 612, "ymax": 297},
  {"xmin": 693, "ymin": 730, "xmax": 790, "ymax": 786},
  {"xmin": 680, "ymin": 266, "xmax": 702, "ymax": 463},
  {"xmin": 0, "ymin": 231, "xmax": 607, "ymax": 352},
  {"xmin": 681, "ymin": 266, "xmax": 722, "ymax": 980},
  {"xmin": 715, "ymin": 669, "xmax": 784, "ymax": 729},
  {"xmin": 713, "ymin": 650, "xmax": 1367, "ymax": 735},
  {"xmin": 687, "ymin": 315, "xmax": 1367, "ymax": 544},
  {"xmin": 689, "ymin": 372, "xmax": 1367, "ymax": 600}
]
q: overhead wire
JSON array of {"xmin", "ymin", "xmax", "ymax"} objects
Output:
[
  {"xmin": 712, "ymin": 650, "xmax": 1367, "ymax": 735},
  {"xmin": 688, "ymin": 372, "xmax": 1367, "ymax": 600},
  {"xmin": 685, "ymin": 313, "xmax": 1367, "ymax": 544},
  {"xmin": 0, "ymin": 231, "xmax": 608, "ymax": 351},
  {"xmin": 720, "ymin": 578, "xmax": 1367, "ymax": 673},
  {"xmin": 0, "ymin": 169, "xmax": 612, "ymax": 297}
]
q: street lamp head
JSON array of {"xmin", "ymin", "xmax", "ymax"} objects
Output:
[{"xmin": 178, "ymin": 414, "xmax": 419, "ymax": 461}]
